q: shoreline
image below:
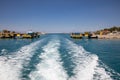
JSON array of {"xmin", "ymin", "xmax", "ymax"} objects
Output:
[{"xmin": 97, "ymin": 34, "xmax": 120, "ymax": 39}]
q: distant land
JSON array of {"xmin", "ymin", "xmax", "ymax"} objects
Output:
[{"xmin": 70, "ymin": 26, "xmax": 120, "ymax": 39}]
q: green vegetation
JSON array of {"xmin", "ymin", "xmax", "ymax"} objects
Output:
[
  {"xmin": 102, "ymin": 26, "xmax": 120, "ymax": 32},
  {"xmin": 94, "ymin": 26, "xmax": 120, "ymax": 35}
]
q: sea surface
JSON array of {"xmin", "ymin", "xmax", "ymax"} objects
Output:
[{"xmin": 0, "ymin": 34, "xmax": 120, "ymax": 80}]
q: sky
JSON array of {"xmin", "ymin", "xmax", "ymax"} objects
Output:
[{"xmin": 0, "ymin": 0, "xmax": 120, "ymax": 33}]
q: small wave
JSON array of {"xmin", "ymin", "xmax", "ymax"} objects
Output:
[
  {"xmin": 0, "ymin": 49, "xmax": 8, "ymax": 56},
  {"xmin": 29, "ymin": 39, "xmax": 68, "ymax": 80}
]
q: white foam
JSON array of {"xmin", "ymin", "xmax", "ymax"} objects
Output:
[
  {"xmin": 65, "ymin": 39, "xmax": 112, "ymax": 80},
  {"xmin": 0, "ymin": 49, "xmax": 8, "ymax": 55},
  {"xmin": 93, "ymin": 61, "xmax": 120, "ymax": 80},
  {"xmin": 93, "ymin": 65, "xmax": 112, "ymax": 80},
  {"xmin": 29, "ymin": 39, "xmax": 68, "ymax": 80},
  {"xmin": 0, "ymin": 39, "xmax": 43, "ymax": 80}
]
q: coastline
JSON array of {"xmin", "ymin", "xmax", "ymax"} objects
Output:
[{"xmin": 97, "ymin": 34, "xmax": 120, "ymax": 39}]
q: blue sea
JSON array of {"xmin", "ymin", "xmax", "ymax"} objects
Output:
[{"xmin": 0, "ymin": 34, "xmax": 120, "ymax": 80}]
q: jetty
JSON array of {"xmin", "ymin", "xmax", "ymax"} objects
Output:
[
  {"xmin": 70, "ymin": 32, "xmax": 98, "ymax": 39},
  {"xmin": 0, "ymin": 30, "xmax": 40, "ymax": 39},
  {"xmin": 70, "ymin": 33, "xmax": 83, "ymax": 39}
]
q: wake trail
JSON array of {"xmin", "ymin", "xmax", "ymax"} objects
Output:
[
  {"xmin": 0, "ymin": 39, "xmax": 44, "ymax": 80},
  {"xmin": 65, "ymin": 39, "xmax": 112, "ymax": 80},
  {"xmin": 29, "ymin": 39, "xmax": 68, "ymax": 80}
]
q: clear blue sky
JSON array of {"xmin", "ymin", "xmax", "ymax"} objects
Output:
[{"xmin": 0, "ymin": 0, "xmax": 120, "ymax": 33}]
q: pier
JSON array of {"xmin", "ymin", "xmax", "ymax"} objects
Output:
[
  {"xmin": 70, "ymin": 33, "xmax": 98, "ymax": 39},
  {"xmin": 0, "ymin": 30, "xmax": 40, "ymax": 39}
]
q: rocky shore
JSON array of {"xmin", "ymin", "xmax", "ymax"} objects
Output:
[{"xmin": 97, "ymin": 33, "xmax": 120, "ymax": 39}]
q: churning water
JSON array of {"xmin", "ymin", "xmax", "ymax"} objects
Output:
[{"xmin": 0, "ymin": 34, "xmax": 120, "ymax": 80}]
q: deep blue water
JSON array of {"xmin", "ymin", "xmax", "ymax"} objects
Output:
[{"xmin": 0, "ymin": 34, "xmax": 120, "ymax": 80}]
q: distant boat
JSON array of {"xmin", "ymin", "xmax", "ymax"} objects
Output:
[{"xmin": 88, "ymin": 36, "xmax": 98, "ymax": 39}]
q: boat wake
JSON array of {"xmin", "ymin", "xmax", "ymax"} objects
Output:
[
  {"xmin": 0, "ymin": 39, "xmax": 44, "ymax": 80},
  {"xmin": 29, "ymin": 38, "xmax": 68, "ymax": 80},
  {"xmin": 0, "ymin": 36, "xmax": 120, "ymax": 80},
  {"xmin": 65, "ymin": 39, "xmax": 117, "ymax": 80}
]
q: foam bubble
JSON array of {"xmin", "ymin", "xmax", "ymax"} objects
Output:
[{"xmin": 30, "ymin": 39, "xmax": 68, "ymax": 80}]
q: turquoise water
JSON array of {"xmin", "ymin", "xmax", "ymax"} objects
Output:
[{"xmin": 0, "ymin": 34, "xmax": 120, "ymax": 80}]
